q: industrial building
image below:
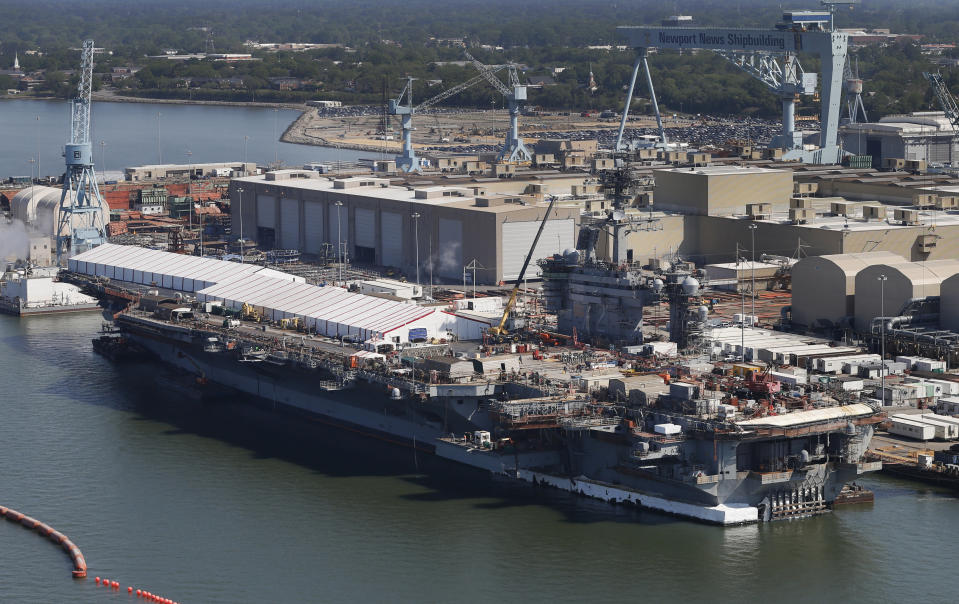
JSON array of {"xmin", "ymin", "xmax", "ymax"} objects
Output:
[
  {"xmin": 936, "ymin": 273, "xmax": 959, "ymax": 332},
  {"xmin": 125, "ymin": 162, "xmax": 257, "ymax": 182},
  {"xmin": 229, "ymin": 171, "xmax": 580, "ymax": 284},
  {"xmin": 790, "ymin": 252, "xmax": 905, "ymax": 329},
  {"xmin": 10, "ymin": 186, "xmax": 109, "ymax": 241},
  {"xmin": 854, "ymin": 259, "xmax": 959, "ymax": 332},
  {"xmin": 652, "ymin": 166, "xmax": 794, "ymax": 215},
  {"xmin": 840, "ymin": 112, "xmax": 959, "ymax": 168}
]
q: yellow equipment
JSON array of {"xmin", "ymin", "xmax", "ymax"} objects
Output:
[{"xmin": 489, "ymin": 195, "xmax": 558, "ymax": 337}]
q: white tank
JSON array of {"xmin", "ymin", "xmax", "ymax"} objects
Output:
[
  {"xmin": 697, "ymin": 305, "xmax": 709, "ymax": 321},
  {"xmin": 652, "ymin": 278, "xmax": 664, "ymax": 293}
]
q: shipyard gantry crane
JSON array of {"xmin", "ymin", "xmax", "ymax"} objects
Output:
[
  {"xmin": 388, "ymin": 69, "xmax": 504, "ymax": 172},
  {"xmin": 923, "ymin": 71, "xmax": 959, "ymax": 127},
  {"xmin": 56, "ymin": 39, "xmax": 107, "ymax": 263},
  {"xmin": 464, "ymin": 51, "xmax": 532, "ymax": 163},
  {"xmin": 617, "ymin": 0, "xmax": 855, "ymax": 164}
]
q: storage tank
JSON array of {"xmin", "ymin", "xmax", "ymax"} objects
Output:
[{"xmin": 790, "ymin": 252, "xmax": 904, "ymax": 329}]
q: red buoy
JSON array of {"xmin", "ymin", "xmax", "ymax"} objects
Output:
[
  {"xmin": 95, "ymin": 577, "xmax": 100, "ymax": 584},
  {"xmin": 128, "ymin": 586, "xmax": 134, "ymax": 593},
  {"xmin": 136, "ymin": 589, "xmax": 142, "ymax": 597}
]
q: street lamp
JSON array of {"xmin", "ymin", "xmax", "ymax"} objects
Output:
[
  {"xmin": 411, "ymin": 212, "xmax": 421, "ymax": 287},
  {"xmin": 748, "ymin": 223, "xmax": 758, "ymax": 325},
  {"xmin": 99, "ymin": 140, "xmax": 107, "ymax": 175},
  {"xmin": 878, "ymin": 273, "xmax": 888, "ymax": 403},
  {"xmin": 235, "ymin": 186, "xmax": 244, "ymax": 263},
  {"xmin": 272, "ymin": 108, "xmax": 279, "ymax": 165},
  {"xmin": 334, "ymin": 200, "xmax": 344, "ymax": 284},
  {"xmin": 244, "ymin": 135, "xmax": 249, "ymax": 164}
]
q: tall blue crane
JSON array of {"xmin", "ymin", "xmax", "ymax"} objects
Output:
[
  {"xmin": 56, "ymin": 39, "xmax": 107, "ymax": 263},
  {"xmin": 464, "ymin": 51, "xmax": 532, "ymax": 163},
  {"xmin": 388, "ymin": 69, "xmax": 505, "ymax": 172}
]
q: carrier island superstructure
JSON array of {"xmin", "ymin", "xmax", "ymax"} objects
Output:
[{"xmin": 70, "ymin": 244, "xmax": 883, "ymax": 525}]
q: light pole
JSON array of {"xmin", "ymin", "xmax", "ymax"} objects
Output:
[
  {"xmin": 878, "ymin": 274, "xmax": 888, "ymax": 404},
  {"xmin": 411, "ymin": 212, "xmax": 421, "ymax": 287},
  {"xmin": 235, "ymin": 186, "xmax": 244, "ymax": 262},
  {"xmin": 35, "ymin": 115, "xmax": 40, "ymax": 182},
  {"xmin": 335, "ymin": 200, "xmax": 344, "ymax": 284},
  {"xmin": 156, "ymin": 112, "xmax": 162, "ymax": 164},
  {"xmin": 244, "ymin": 135, "xmax": 249, "ymax": 164},
  {"xmin": 272, "ymin": 108, "xmax": 279, "ymax": 165},
  {"xmin": 748, "ymin": 223, "xmax": 758, "ymax": 325},
  {"xmin": 99, "ymin": 140, "xmax": 107, "ymax": 175}
]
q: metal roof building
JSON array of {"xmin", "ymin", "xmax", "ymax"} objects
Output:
[
  {"xmin": 68, "ymin": 243, "xmax": 302, "ymax": 292},
  {"xmin": 791, "ymin": 251, "xmax": 904, "ymax": 329},
  {"xmin": 195, "ymin": 275, "xmax": 446, "ymax": 343},
  {"xmin": 936, "ymin": 273, "xmax": 959, "ymax": 332},
  {"xmin": 854, "ymin": 259, "xmax": 959, "ymax": 332}
]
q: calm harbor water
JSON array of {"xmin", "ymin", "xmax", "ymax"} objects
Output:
[
  {"xmin": 0, "ymin": 98, "xmax": 369, "ymax": 179},
  {"xmin": 1, "ymin": 312, "xmax": 958, "ymax": 603}
]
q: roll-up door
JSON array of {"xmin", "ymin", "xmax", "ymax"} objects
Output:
[
  {"xmin": 303, "ymin": 201, "xmax": 325, "ymax": 254},
  {"xmin": 256, "ymin": 195, "xmax": 276, "ymax": 229},
  {"xmin": 381, "ymin": 211, "xmax": 403, "ymax": 266},
  {"xmin": 280, "ymin": 198, "xmax": 300, "ymax": 250},
  {"xmin": 437, "ymin": 218, "xmax": 463, "ymax": 280},
  {"xmin": 355, "ymin": 207, "xmax": 376, "ymax": 248},
  {"xmin": 501, "ymin": 218, "xmax": 574, "ymax": 280}
]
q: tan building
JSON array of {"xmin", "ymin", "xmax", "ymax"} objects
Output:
[
  {"xmin": 791, "ymin": 251, "xmax": 905, "ymax": 329},
  {"xmin": 854, "ymin": 259, "xmax": 959, "ymax": 332},
  {"xmin": 653, "ymin": 166, "xmax": 793, "ymax": 216},
  {"xmin": 125, "ymin": 162, "xmax": 257, "ymax": 181},
  {"xmin": 230, "ymin": 171, "xmax": 580, "ymax": 284}
]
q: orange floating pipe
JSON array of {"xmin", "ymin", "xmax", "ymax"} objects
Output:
[{"xmin": 1, "ymin": 505, "xmax": 87, "ymax": 578}]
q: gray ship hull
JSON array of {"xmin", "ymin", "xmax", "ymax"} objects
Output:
[{"xmin": 117, "ymin": 314, "xmax": 879, "ymax": 525}]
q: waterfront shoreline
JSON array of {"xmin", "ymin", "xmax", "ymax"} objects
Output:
[{"xmin": 2, "ymin": 92, "xmax": 308, "ymax": 111}]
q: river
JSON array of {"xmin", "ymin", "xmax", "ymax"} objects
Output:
[
  {"xmin": 0, "ymin": 312, "xmax": 957, "ymax": 603},
  {"xmin": 0, "ymin": 99, "xmax": 369, "ymax": 179}
]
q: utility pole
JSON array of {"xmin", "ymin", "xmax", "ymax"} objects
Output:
[
  {"xmin": 235, "ymin": 186, "xmax": 244, "ymax": 262},
  {"xmin": 335, "ymin": 200, "xmax": 344, "ymax": 284},
  {"xmin": 411, "ymin": 212, "xmax": 421, "ymax": 288},
  {"xmin": 748, "ymin": 223, "xmax": 758, "ymax": 325},
  {"xmin": 878, "ymin": 273, "xmax": 888, "ymax": 404}
]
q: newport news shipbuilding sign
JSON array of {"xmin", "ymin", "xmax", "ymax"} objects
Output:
[{"xmin": 617, "ymin": 27, "xmax": 802, "ymax": 53}]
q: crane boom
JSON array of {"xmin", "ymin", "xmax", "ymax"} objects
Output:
[
  {"xmin": 489, "ymin": 195, "xmax": 558, "ymax": 336},
  {"xmin": 464, "ymin": 50, "xmax": 511, "ymax": 96},
  {"xmin": 71, "ymin": 40, "xmax": 95, "ymax": 145},
  {"xmin": 416, "ymin": 68, "xmax": 505, "ymax": 112},
  {"xmin": 924, "ymin": 72, "xmax": 959, "ymax": 127}
]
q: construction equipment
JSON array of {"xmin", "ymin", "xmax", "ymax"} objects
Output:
[
  {"xmin": 56, "ymin": 39, "xmax": 107, "ymax": 262},
  {"xmin": 241, "ymin": 302, "xmax": 261, "ymax": 322},
  {"xmin": 488, "ymin": 195, "xmax": 557, "ymax": 337},
  {"xmin": 464, "ymin": 51, "xmax": 532, "ymax": 163},
  {"xmin": 389, "ymin": 69, "xmax": 505, "ymax": 172},
  {"xmin": 924, "ymin": 71, "xmax": 959, "ymax": 127}
]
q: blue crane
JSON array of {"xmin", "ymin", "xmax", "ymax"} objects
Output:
[
  {"xmin": 389, "ymin": 68, "xmax": 505, "ymax": 172},
  {"xmin": 56, "ymin": 40, "xmax": 107, "ymax": 263}
]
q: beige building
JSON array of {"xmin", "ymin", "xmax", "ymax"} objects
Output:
[
  {"xmin": 791, "ymin": 252, "xmax": 905, "ymax": 329},
  {"xmin": 125, "ymin": 162, "xmax": 257, "ymax": 181},
  {"xmin": 653, "ymin": 166, "xmax": 793, "ymax": 216},
  {"xmin": 854, "ymin": 259, "xmax": 959, "ymax": 332},
  {"xmin": 230, "ymin": 171, "xmax": 580, "ymax": 284}
]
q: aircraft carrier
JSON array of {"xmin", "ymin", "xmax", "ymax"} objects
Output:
[{"xmin": 109, "ymin": 304, "xmax": 883, "ymax": 525}]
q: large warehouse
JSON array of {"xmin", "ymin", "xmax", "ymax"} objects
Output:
[
  {"xmin": 229, "ymin": 171, "xmax": 580, "ymax": 285},
  {"xmin": 652, "ymin": 166, "xmax": 793, "ymax": 215},
  {"xmin": 938, "ymin": 274, "xmax": 959, "ymax": 332},
  {"xmin": 69, "ymin": 244, "xmax": 456, "ymax": 344},
  {"xmin": 854, "ymin": 259, "xmax": 959, "ymax": 332},
  {"xmin": 790, "ymin": 251, "xmax": 904, "ymax": 329}
]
